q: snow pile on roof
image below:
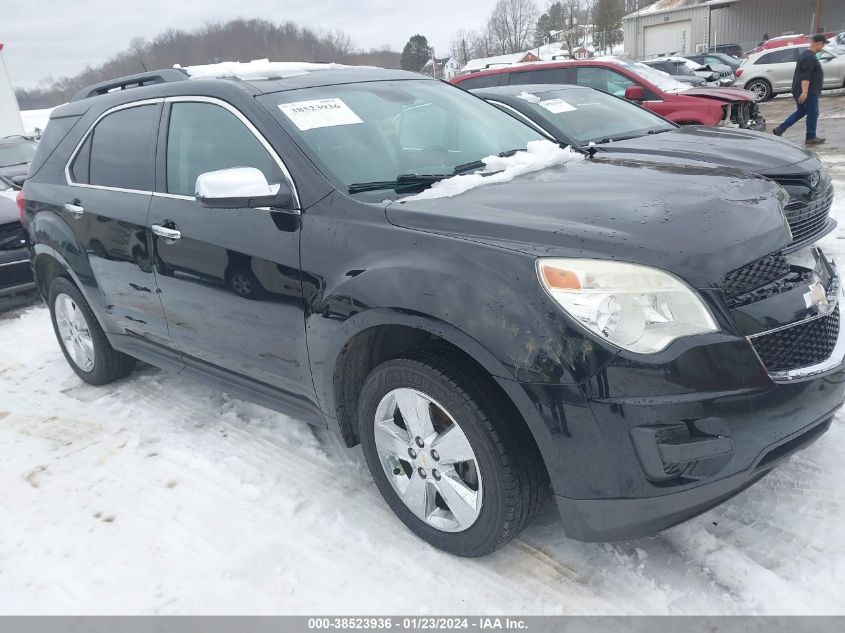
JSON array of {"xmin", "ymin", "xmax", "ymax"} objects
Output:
[
  {"xmin": 625, "ymin": 0, "xmax": 700, "ymax": 17},
  {"xmin": 403, "ymin": 140, "xmax": 583, "ymax": 202},
  {"xmin": 180, "ymin": 59, "xmax": 354, "ymax": 81},
  {"xmin": 516, "ymin": 91, "xmax": 542, "ymax": 103}
]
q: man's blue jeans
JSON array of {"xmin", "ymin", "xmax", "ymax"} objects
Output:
[{"xmin": 778, "ymin": 93, "xmax": 820, "ymax": 140}]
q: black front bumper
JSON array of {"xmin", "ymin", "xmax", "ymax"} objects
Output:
[{"xmin": 515, "ymin": 252, "xmax": 845, "ymax": 542}]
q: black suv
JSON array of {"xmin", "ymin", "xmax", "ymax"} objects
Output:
[{"xmin": 21, "ymin": 64, "xmax": 844, "ymax": 557}]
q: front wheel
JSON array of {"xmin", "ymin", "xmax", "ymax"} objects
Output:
[
  {"xmin": 358, "ymin": 351, "xmax": 548, "ymax": 557},
  {"xmin": 48, "ymin": 277, "xmax": 136, "ymax": 385},
  {"xmin": 746, "ymin": 79, "xmax": 772, "ymax": 102}
]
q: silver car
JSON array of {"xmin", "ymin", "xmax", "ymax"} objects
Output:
[{"xmin": 737, "ymin": 43, "xmax": 845, "ymax": 101}]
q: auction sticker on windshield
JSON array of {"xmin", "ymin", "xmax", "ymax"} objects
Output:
[
  {"xmin": 278, "ymin": 98, "xmax": 363, "ymax": 131},
  {"xmin": 539, "ymin": 98, "xmax": 576, "ymax": 114}
]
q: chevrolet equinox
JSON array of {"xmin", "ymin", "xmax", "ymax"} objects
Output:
[{"xmin": 21, "ymin": 63, "xmax": 844, "ymax": 557}]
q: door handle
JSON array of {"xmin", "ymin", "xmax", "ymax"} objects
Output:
[
  {"xmin": 64, "ymin": 202, "xmax": 84, "ymax": 216},
  {"xmin": 151, "ymin": 224, "xmax": 182, "ymax": 240}
]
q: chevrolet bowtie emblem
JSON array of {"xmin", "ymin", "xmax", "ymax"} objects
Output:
[{"xmin": 805, "ymin": 279, "xmax": 830, "ymax": 314}]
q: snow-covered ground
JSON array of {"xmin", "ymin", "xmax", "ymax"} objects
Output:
[{"xmin": 2, "ymin": 156, "xmax": 845, "ymax": 616}]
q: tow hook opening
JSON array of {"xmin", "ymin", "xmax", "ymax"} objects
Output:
[{"xmin": 631, "ymin": 418, "xmax": 734, "ymax": 484}]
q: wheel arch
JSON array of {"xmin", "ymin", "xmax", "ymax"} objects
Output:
[{"xmin": 325, "ymin": 311, "xmax": 559, "ymax": 492}]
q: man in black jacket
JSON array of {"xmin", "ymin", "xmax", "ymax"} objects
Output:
[{"xmin": 772, "ymin": 34, "xmax": 828, "ymax": 145}]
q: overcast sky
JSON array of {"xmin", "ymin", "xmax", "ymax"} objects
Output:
[{"xmin": 3, "ymin": 0, "xmax": 499, "ymax": 88}]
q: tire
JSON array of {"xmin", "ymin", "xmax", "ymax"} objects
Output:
[
  {"xmin": 48, "ymin": 277, "xmax": 136, "ymax": 385},
  {"xmin": 746, "ymin": 79, "xmax": 772, "ymax": 102},
  {"xmin": 358, "ymin": 350, "xmax": 549, "ymax": 557},
  {"xmin": 227, "ymin": 266, "xmax": 267, "ymax": 300}
]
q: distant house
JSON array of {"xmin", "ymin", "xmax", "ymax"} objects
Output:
[
  {"xmin": 460, "ymin": 51, "xmax": 540, "ymax": 74},
  {"xmin": 420, "ymin": 56, "xmax": 461, "ymax": 79}
]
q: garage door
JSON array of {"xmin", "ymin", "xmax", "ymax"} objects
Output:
[{"xmin": 644, "ymin": 20, "xmax": 692, "ymax": 57}]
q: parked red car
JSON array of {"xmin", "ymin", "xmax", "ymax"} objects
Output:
[
  {"xmin": 746, "ymin": 32, "xmax": 837, "ymax": 56},
  {"xmin": 450, "ymin": 59, "xmax": 765, "ymax": 129}
]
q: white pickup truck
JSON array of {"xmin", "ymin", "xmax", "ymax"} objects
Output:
[{"xmin": 0, "ymin": 43, "xmax": 25, "ymax": 137}]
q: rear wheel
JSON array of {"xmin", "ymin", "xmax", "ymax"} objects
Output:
[
  {"xmin": 358, "ymin": 351, "xmax": 548, "ymax": 557},
  {"xmin": 48, "ymin": 277, "xmax": 136, "ymax": 385},
  {"xmin": 746, "ymin": 79, "xmax": 772, "ymax": 102}
]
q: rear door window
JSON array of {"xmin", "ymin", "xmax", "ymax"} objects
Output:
[
  {"xmin": 507, "ymin": 67, "xmax": 574, "ymax": 86},
  {"xmin": 575, "ymin": 67, "xmax": 636, "ymax": 97},
  {"xmin": 71, "ymin": 104, "xmax": 159, "ymax": 191},
  {"xmin": 455, "ymin": 74, "xmax": 502, "ymax": 90},
  {"xmin": 758, "ymin": 48, "xmax": 800, "ymax": 64}
]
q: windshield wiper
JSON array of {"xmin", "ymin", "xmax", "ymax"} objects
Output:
[
  {"xmin": 451, "ymin": 148, "xmax": 531, "ymax": 175},
  {"xmin": 348, "ymin": 173, "xmax": 450, "ymax": 194}
]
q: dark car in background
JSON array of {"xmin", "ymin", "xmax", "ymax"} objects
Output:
[
  {"xmin": 0, "ymin": 135, "xmax": 38, "ymax": 190},
  {"xmin": 687, "ymin": 52, "xmax": 742, "ymax": 73},
  {"xmin": 0, "ymin": 192, "xmax": 34, "ymax": 296},
  {"xmin": 20, "ymin": 63, "xmax": 844, "ymax": 557},
  {"xmin": 640, "ymin": 58, "xmax": 708, "ymax": 86},
  {"xmin": 451, "ymin": 59, "xmax": 764, "ymax": 129},
  {"xmin": 474, "ymin": 84, "xmax": 835, "ymax": 253}
]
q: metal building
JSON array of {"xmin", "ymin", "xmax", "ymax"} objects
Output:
[{"xmin": 624, "ymin": 0, "xmax": 845, "ymax": 59}]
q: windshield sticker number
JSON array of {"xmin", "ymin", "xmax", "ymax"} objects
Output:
[
  {"xmin": 538, "ymin": 99, "xmax": 576, "ymax": 114},
  {"xmin": 278, "ymin": 98, "xmax": 363, "ymax": 131}
]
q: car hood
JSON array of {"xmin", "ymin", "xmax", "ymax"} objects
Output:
[
  {"xmin": 594, "ymin": 126, "xmax": 820, "ymax": 174},
  {"xmin": 682, "ymin": 87, "xmax": 755, "ymax": 102},
  {"xmin": 385, "ymin": 160, "xmax": 790, "ymax": 289},
  {"xmin": 0, "ymin": 194, "xmax": 19, "ymax": 225}
]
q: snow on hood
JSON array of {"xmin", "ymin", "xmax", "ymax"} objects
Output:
[
  {"xmin": 179, "ymin": 59, "xmax": 355, "ymax": 81},
  {"xmin": 402, "ymin": 140, "xmax": 583, "ymax": 202}
]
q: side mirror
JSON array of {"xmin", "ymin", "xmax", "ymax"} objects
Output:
[
  {"xmin": 195, "ymin": 167, "xmax": 293, "ymax": 209},
  {"xmin": 625, "ymin": 85, "xmax": 646, "ymax": 101}
]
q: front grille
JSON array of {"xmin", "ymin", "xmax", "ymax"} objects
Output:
[
  {"xmin": 751, "ymin": 307, "xmax": 840, "ymax": 373},
  {"xmin": 723, "ymin": 251, "xmax": 790, "ymax": 298},
  {"xmin": 783, "ymin": 185, "xmax": 834, "ymax": 246}
]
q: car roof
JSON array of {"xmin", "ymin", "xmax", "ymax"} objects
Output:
[
  {"xmin": 471, "ymin": 83, "xmax": 584, "ymax": 98},
  {"xmin": 453, "ymin": 58, "xmax": 623, "ymax": 82},
  {"xmin": 53, "ymin": 65, "xmax": 431, "ymax": 119}
]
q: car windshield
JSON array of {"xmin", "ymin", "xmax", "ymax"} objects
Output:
[
  {"xmin": 508, "ymin": 87, "xmax": 674, "ymax": 145},
  {"xmin": 598, "ymin": 58, "xmax": 690, "ymax": 93},
  {"xmin": 263, "ymin": 79, "xmax": 543, "ymax": 198},
  {"xmin": 0, "ymin": 140, "xmax": 37, "ymax": 168}
]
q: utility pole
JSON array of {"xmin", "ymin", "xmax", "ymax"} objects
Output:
[{"xmin": 813, "ymin": 0, "xmax": 824, "ymax": 33}]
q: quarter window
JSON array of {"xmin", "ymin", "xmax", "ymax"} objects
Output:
[
  {"xmin": 166, "ymin": 102, "xmax": 281, "ymax": 197},
  {"xmin": 71, "ymin": 104, "xmax": 158, "ymax": 191}
]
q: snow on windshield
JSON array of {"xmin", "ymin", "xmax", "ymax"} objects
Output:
[
  {"xmin": 181, "ymin": 59, "xmax": 355, "ymax": 81},
  {"xmin": 402, "ymin": 140, "xmax": 583, "ymax": 202}
]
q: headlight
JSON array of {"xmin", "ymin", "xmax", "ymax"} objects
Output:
[{"xmin": 537, "ymin": 259, "xmax": 719, "ymax": 354}]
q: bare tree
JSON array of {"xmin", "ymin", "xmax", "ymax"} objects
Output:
[
  {"xmin": 451, "ymin": 29, "xmax": 475, "ymax": 67},
  {"xmin": 487, "ymin": 0, "xmax": 540, "ymax": 55}
]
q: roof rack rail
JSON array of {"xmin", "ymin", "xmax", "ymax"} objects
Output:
[{"xmin": 71, "ymin": 68, "xmax": 189, "ymax": 102}]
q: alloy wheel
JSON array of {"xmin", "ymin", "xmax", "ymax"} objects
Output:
[
  {"xmin": 748, "ymin": 81, "xmax": 769, "ymax": 102},
  {"xmin": 373, "ymin": 387, "xmax": 483, "ymax": 532},
  {"xmin": 54, "ymin": 293, "xmax": 95, "ymax": 372}
]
